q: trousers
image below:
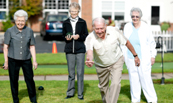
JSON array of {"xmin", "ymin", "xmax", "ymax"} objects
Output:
[
  {"xmin": 66, "ymin": 53, "xmax": 85, "ymax": 98},
  {"xmin": 126, "ymin": 58, "xmax": 157, "ymax": 102},
  {"xmin": 8, "ymin": 57, "xmax": 37, "ymax": 103},
  {"xmin": 95, "ymin": 56, "xmax": 124, "ymax": 103}
]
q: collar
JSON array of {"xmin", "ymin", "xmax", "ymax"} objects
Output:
[
  {"xmin": 69, "ymin": 16, "xmax": 79, "ymax": 22},
  {"xmin": 14, "ymin": 25, "xmax": 27, "ymax": 34},
  {"xmin": 64, "ymin": 17, "xmax": 84, "ymax": 24}
]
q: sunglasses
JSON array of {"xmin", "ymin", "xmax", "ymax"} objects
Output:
[{"xmin": 131, "ymin": 16, "xmax": 140, "ymax": 18}]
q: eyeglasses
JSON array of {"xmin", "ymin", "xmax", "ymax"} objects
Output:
[
  {"xmin": 16, "ymin": 20, "xmax": 25, "ymax": 23},
  {"xmin": 131, "ymin": 16, "xmax": 140, "ymax": 18},
  {"xmin": 70, "ymin": 11, "xmax": 79, "ymax": 13}
]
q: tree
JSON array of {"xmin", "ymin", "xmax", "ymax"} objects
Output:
[{"xmin": 9, "ymin": 0, "xmax": 42, "ymax": 27}]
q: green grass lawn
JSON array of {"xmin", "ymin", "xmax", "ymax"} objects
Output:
[
  {"xmin": 0, "ymin": 53, "xmax": 173, "ymax": 65},
  {"xmin": 0, "ymin": 62, "xmax": 173, "ymax": 76},
  {"xmin": 0, "ymin": 79, "xmax": 173, "ymax": 103}
]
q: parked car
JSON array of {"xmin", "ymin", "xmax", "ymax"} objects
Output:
[
  {"xmin": 40, "ymin": 14, "xmax": 68, "ymax": 40},
  {"xmin": 0, "ymin": 37, "xmax": 4, "ymax": 53}
]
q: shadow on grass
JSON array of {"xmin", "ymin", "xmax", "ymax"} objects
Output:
[
  {"xmin": 36, "ymin": 86, "xmax": 45, "ymax": 101},
  {"xmin": 18, "ymin": 86, "xmax": 45, "ymax": 102},
  {"xmin": 74, "ymin": 81, "xmax": 90, "ymax": 96},
  {"xmin": 153, "ymin": 79, "xmax": 173, "ymax": 84},
  {"xmin": 87, "ymin": 100, "xmax": 103, "ymax": 103},
  {"xmin": 120, "ymin": 85, "xmax": 147, "ymax": 102},
  {"xmin": 18, "ymin": 88, "xmax": 29, "ymax": 101}
]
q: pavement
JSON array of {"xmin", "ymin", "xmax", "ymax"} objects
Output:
[{"xmin": 0, "ymin": 73, "xmax": 173, "ymax": 81}]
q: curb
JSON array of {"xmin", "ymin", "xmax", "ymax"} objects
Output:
[{"xmin": 0, "ymin": 73, "xmax": 173, "ymax": 81}]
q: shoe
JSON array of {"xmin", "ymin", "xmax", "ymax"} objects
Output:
[
  {"xmin": 65, "ymin": 96, "xmax": 74, "ymax": 99},
  {"xmin": 78, "ymin": 97, "xmax": 84, "ymax": 100}
]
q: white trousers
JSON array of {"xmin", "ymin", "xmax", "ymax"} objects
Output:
[{"xmin": 126, "ymin": 58, "xmax": 157, "ymax": 103}]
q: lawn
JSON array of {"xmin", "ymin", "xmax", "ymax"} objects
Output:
[
  {"xmin": 0, "ymin": 53, "xmax": 173, "ymax": 65},
  {"xmin": 0, "ymin": 79, "xmax": 173, "ymax": 103},
  {"xmin": 0, "ymin": 62, "xmax": 173, "ymax": 76}
]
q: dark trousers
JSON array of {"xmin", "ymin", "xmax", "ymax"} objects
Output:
[
  {"xmin": 8, "ymin": 57, "xmax": 37, "ymax": 103},
  {"xmin": 66, "ymin": 53, "xmax": 85, "ymax": 98}
]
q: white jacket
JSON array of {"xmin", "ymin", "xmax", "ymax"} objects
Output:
[{"xmin": 123, "ymin": 21, "xmax": 157, "ymax": 65}]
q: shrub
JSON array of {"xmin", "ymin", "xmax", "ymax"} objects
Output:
[
  {"xmin": 2, "ymin": 16, "xmax": 13, "ymax": 32},
  {"xmin": 160, "ymin": 22, "xmax": 170, "ymax": 32}
]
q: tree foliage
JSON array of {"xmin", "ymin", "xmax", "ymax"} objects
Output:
[
  {"xmin": 9, "ymin": 0, "xmax": 42, "ymax": 19},
  {"xmin": 2, "ymin": 16, "xmax": 14, "ymax": 32}
]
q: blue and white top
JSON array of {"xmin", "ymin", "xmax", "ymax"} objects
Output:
[{"xmin": 127, "ymin": 23, "xmax": 141, "ymax": 59}]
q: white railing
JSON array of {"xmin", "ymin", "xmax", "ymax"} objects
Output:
[{"xmin": 152, "ymin": 31, "xmax": 173, "ymax": 52}]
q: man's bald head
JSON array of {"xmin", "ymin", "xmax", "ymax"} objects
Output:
[{"xmin": 92, "ymin": 17, "xmax": 106, "ymax": 27}]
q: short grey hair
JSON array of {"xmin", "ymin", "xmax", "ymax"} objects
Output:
[
  {"xmin": 130, "ymin": 7, "xmax": 143, "ymax": 18},
  {"xmin": 69, "ymin": 2, "xmax": 81, "ymax": 12},
  {"xmin": 92, "ymin": 17, "xmax": 106, "ymax": 26},
  {"xmin": 13, "ymin": 10, "xmax": 28, "ymax": 21}
]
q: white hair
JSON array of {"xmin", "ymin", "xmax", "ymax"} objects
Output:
[
  {"xmin": 130, "ymin": 7, "xmax": 143, "ymax": 18},
  {"xmin": 69, "ymin": 2, "xmax": 81, "ymax": 12},
  {"xmin": 13, "ymin": 10, "xmax": 28, "ymax": 21},
  {"xmin": 92, "ymin": 17, "xmax": 106, "ymax": 26}
]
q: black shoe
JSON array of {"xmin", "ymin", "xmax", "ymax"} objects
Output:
[
  {"xmin": 65, "ymin": 96, "xmax": 74, "ymax": 99},
  {"xmin": 78, "ymin": 97, "xmax": 84, "ymax": 100}
]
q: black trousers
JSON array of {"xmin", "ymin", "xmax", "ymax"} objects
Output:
[{"xmin": 8, "ymin": 57, "xmax": 37, "ymax": 103}]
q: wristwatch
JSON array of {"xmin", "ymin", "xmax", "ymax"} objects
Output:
[{"xmin": 133, "ymin": 54, "xmax": 138, "ymax": 57}]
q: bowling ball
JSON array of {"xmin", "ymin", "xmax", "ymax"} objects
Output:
[{"xmin": 38, "ymin": 86, "xmax": 44, "ymax": 90}]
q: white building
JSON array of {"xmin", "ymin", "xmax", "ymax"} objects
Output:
[{"xmin": 0, "ymin": 0, "xmax": 173, "ymax": 32}]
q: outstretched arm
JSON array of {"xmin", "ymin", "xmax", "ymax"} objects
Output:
[
  {"xmin": 126, "ymin": 40, "xmax": 140, "ymax": 66},
  {"xmin": 85, "ymin": 50, "xmax": 94, "ymax": 67}
]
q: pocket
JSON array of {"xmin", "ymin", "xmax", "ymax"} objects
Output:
[
  {"xmin": 111, "ymin": 40, "xmax": 118, "ymax": 52},
  {"xmin": 94, "ymin": 45, "xmax": 105, "ymax": 56}
]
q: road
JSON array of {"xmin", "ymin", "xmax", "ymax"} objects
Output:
[
  {"xmin": 35, "ymin": 34, "xmax": 65, "ymax": 53},
  {"xmin": 0, "ymin": 33, "xmax": 66, "ymax": 53}
]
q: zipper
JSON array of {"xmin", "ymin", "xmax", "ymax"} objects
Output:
[{"xmin": 65, "ymin": 19, "xmax": 84, "ymax": 53}]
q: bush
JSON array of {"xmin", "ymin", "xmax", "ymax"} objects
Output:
[
  {"xmin": 2, "ymin": 16, "xmax": 13, "ymax": 32},
  {"xmin": 160, "ymin": 22, "xmax": 170, "ymax": 32}
]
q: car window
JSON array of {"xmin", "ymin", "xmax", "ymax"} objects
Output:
[{"xmin": 47, "ymin": 15, "xmax": 68, "ymax": 22}]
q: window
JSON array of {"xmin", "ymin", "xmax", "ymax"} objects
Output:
[
  {"xmin": 114, "ymin": 12, "xmax": 124, "ymax": 21},
  {"xmin": 151, "ymin": 6, "xmax": 160, "ymax": 25},
  {"xmin": 58, "ymin": 0, "xmax": 69, "ymax": 9},
  {"xmin": 0, "ymin": 11, "xmax": 6, "ymax": 19},
  {"xmin": 44, "ymin": 0, "xmax": 56, "ymax": 9},
  {"xmin": 43, "ymin": 0, "xmax": 69, "ymax": 18},
  {"xmin": 0, "ymin": 0, "xmax": 8, "ymax": 20},
  {"xmin": 102, "ymin": 12, "xmax": 111, "ymax": 19},
  {"xmin": 101, "ymin": 0, "xmax": 125, "ymax": 21},
  {"xmin": 44, "ymin": 0, "xmax": 69, "ymax": 9},
  {"xmin": 0, "ymin": 0, "xmax": 6, "ymax": 9}
]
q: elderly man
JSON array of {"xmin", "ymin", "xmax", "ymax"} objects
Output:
[{"xmin": 85, "ymin": 17, "xmax": 140, "ymax": 103}]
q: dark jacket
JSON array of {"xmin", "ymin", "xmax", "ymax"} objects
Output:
[{"xmin": 63, "ymin": 17, "xmax": 88, "ymax": 53}]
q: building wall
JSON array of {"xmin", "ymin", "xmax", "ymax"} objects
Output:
[
  {"xmin": 82, "ymin": 0, "xmax": 93, "ymax": 32},
  {"xmin": 92, "ymin": 0, "xmax": 173, "ymax": 31},
  {"xmin": 30, "ymin": 15, "xmax": 42, "ymax": 32},
  {"xmin": 0, "ymin": 22, "xmax": 2, "ymax": 31}
]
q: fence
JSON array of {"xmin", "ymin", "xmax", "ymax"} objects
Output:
[{"xmin": 152, "ymin": 31, "xmax": 173, "ymax": 52}]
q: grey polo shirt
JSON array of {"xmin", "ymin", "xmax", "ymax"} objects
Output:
[{"xmin": 4, "ymin": 25, "xmax": 36, "ymax": 60}]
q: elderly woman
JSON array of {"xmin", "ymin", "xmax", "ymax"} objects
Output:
[
  {"xmin": 3, "ymin": 10, "xmax": 37, "ymax": 103},
  {"xmin": 123, "ymin": 7, "xmax": 157, "ymax": 103},
  {"xmin": 63, "ymin": 2, "xmax": 88, "ymax": 100}
]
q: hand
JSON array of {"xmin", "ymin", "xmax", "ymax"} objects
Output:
[
  {"xmin": 33, "ymin": 62, "xmax": 38, "ymax": 70},
  {"xmin": 72, "ymin": 34, "xmax": 79, "ymax": 40},
  {"xmin": 134, "ymin": 56, "xmax": 140, "ymax": 67},
  {"xmin": 85, "ymin": 57, "xmax": 94, "ymax": 67},
  {"xmin": 3, "ymin": 62, "xmax": 8, "ymax": 70},
  {"xmin": 151, "ymin": 57, "xmax": 155, "ymax": 65},
  {"xmin": 65, "ymin": 35, "xmax": 72, "ymax": 41}
]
